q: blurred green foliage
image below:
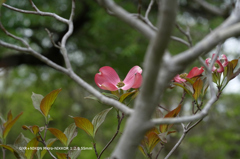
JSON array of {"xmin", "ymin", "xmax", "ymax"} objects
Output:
[{"xmin": 0, "ymin": 0, "xmax": 240, "ymax": 159}]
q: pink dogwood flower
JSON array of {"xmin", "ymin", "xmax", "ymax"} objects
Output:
[
  {"xmin": 95, "ymin": 66, "xmax": 142, "ymax": 91},
  {"xmin": 173, "ymin": 67, "xmax": 204, "ymax": 83},
  {"xmin": 205, "ymin": 54, "xmax": 228, "ymax": 73}
]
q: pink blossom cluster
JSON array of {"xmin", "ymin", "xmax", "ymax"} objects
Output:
[
  {"xmin": 173, "ymin": 54, "xmax": 229, "ymax": 83},
  {"xmin": 205, "ymin": 54, "xmax": 228, "ymax": 73}
]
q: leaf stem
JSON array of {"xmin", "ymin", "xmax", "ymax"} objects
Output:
[
  {"xmin": 2, "ymin": 147, "xmax": 6, "ymax": 159},
  {"xmin": 93, "ymin": 141, "xmax": 99, "ymax": 158},
  {"xmin": 38, "ymin": 132, "xmax": 57, "ymax": 159}
]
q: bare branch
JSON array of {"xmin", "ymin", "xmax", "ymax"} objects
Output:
[
  {"xmin": 194, "ymin": 0, "xmax": 229, "ymax": 17},
  {"xmin": 2, "ymin": 3, "xmax": 68, "ymax": 23},
  {"xmin": 164, "ymin": 131, "xmax": 186, "ymax": 159},
  {"xmin": 60, "ymin": 0, "xmax": 75, "ymax": 70},
  {"xmin": 99, "ymin": 0, "xmax": 155, "ymax": 40}
]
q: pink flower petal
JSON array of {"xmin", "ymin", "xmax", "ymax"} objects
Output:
[
  {"xmin": 95, "ymin": 66, "xmax": 120, "ymax": 89},
  {"xmin": 123, "ymin": 66, "xmax": 142, "ymax": 89},
  {"xmin": 220, "ymin": 54, "xmax": 228, "ymax": 67},
  {"xmin": 213, "ymin": 60, "xmax": 224, "ymax": 73},
  {"xmin": 187, "ymin": 67, "xmax": 204, "ymax": 79},
  {"xmin": 205, "ymin": 58, "xmax": 211, "ymax": 66},
  {"xmin": 132, "ymin": 73, "xmax": 142, "ymax": 88},
  {"xmin": 99, "ymin": 82, "xmax": 119, "ymax": 91},
  {"xmin": 173, "ymin": 74, "xmax": 186, "ymax": 83}
]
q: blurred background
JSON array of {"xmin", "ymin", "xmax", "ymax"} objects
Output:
[{"xmin": 0, "ymin": 0, "xmax": 240, "ymax": 158}]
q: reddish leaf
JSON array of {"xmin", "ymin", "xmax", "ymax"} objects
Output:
[
  {"xmin": 146, "ymin": 132, "xmax": 160, "ymax": 152},
  {"xmin": 231, "ymin": 59, "xmax": 238, "ymax": 69},
  {"xmin": 160, "ymin": 105, "xmax": 182, "ymax": 133},
  {"xmin": 40, "ymin": 88, "xmax": 62, "ymax": 117},
  {"xmin": 22, "ymin": 125, "xmax": 41, "ymax": 135},
  {"xmin": 32, "ymin": 125, "xmax": 40, "ymax": 135},
  {"xmin": 193, "ymin": 78, "xmax": 203, "ymax": 100},
  {"xmin": 3, "ymin": 110, "xmax": 12, "ymax": 128},
  {"xmin": 92, "ymin": 107, "xmax": 112, "ymax": 135},
  {"xmin": 48, "ymin": 128, "xmax": 68, "ymax": 146},
  {"xmin": 3, "ymin": 112, "xmax": 23, "ymax": 139},
  {"xmin": 25, "ymin": 136, "xmax": 40, "ymax": 159},
  {"xmin": 73, "ymin": 117, "xmax": 94, "ymax": 138}
]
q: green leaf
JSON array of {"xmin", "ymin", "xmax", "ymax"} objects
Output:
[
  {"xmin": 119, "ymin": 91, "xmax": 136, "ymax": 103},
  {"xmin": 14, "ymin": 133, "xmax": 30, "ymax": 150},
  {"xmin": 193, "ymin": 78, "xmax": 203, "ymax": 100},
  {"xmin": 3, "ymin": 112, "xmax": 23, "ymax": 139},
  {"xmin": 40, "ymin": 88, "xmax": 62, "ymax": 117},
  {"xmin": 84, "ymin": 95, "xmax": 99, "ymax": 101},
  {"xmin": 102, "ymin": 92, "xmax": 119, "ymax": 100},
  {"xmin": 56, "ymin": 152, "xmax": 68, "ymax": 159},
  {"xmin": 92, "ymin": 107, "xmax": 112, "ymax": 135},
  {"xmin": 25, "ymin": 137, "xmax": 39, "ymax": 159},
  {"xmin": 48, "ymin": 128, "xmax": 68, "ymax": 146},
  {"xmin": 138, "ymin": 145, "xmax": 147, "ymax": 157},
  {"xmin": 68, "ymin": 148, "xmax": 81, "ymax": 159},
  {"xmin": 173, "ymin": 82, "xmax": 192, "ymax": 95},
  {"xmin": 63, "ymin": 123, "xmax": 78, "ymax": 146},
  {"xmin": 212, "ymin": 72, "xmax": 218, "ymax": 84},
  {"xmin": 0, "ymin": 144, "xmax": 26, "ymax": 159},
  {"xmin": 31, "ymin": 93, "xmax": 44, "ymax": 116},
  {"xmin": 73, "ymin": 117, "xmax": 94, "ymax": 138},
  {"xmin": 40, "ymin": 138, "xmax": 57, "ymax": 159}
]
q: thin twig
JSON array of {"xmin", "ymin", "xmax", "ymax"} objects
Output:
[
  {"xmin": 164, "ymin": 131, "xmax": 186, "ymax": 159},
  {"xmin": 138, "ymin": 0, "xmax": 142, "ymax": 15},
  {"xmin": 45, "ymin": 28, "xmax": 61, "ymax": 49},
  {"xmin": 145, "ymin": 0, "xmax": 155, "ymax": 20},
  {"xmin": 0, "ymin": 21, "xmax": 30, "ymax": 48},
  {"xmin": 98, "ymin": 112, "xmax": 124, "ymax": 159},
  {"xmin": 158, "ymin": 104, "xmax": 170, "ymax": 112},
  {"xmin": 93, "ymin": 142, "xmax": 99, "ymax": 158},
  {"xmin": 38, "ymin": 132, "xmax": 57, "ymax": 159},
  {"xmin": 175, "ymin": 23, "xmax": 193, "ymax": 47},
  {"xmin": 155, "ymin": 143, "xmax": 164, "ymax": 159},
  {"xmin": 2, "ymin": 3, "xmax": 68, "ymax": 23},
  {"xmin": 170, "ymin": 36, "xmax": 191, "ymax": 47}
]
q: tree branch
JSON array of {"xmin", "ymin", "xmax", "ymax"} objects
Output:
[{"xmin": 111, "ymin": 0, "xmax": 178, "ymax": 158}]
